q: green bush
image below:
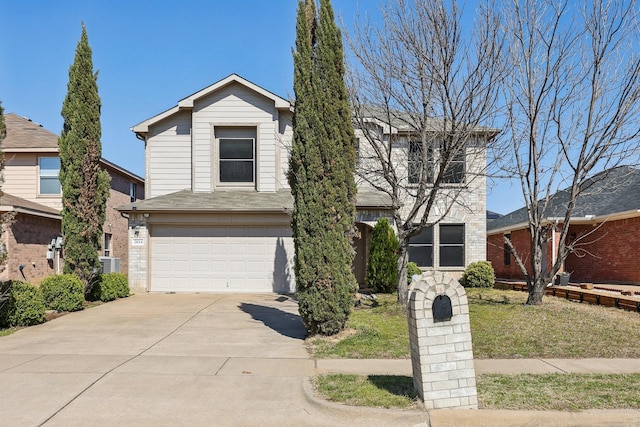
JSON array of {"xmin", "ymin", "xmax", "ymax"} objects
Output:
[
  {"xmin": 407, "ymin": 262, "xmax": 422, "ymax": 285},
  {"xmin": 40, "ymin": 274, "xmax": 84, "ymax": 312},
  {"xmin": 366, "ymin": 218, "xmax": 399, "ymax": 293},
  {"xmin": 91, "ymin": 273, "xmax": 129, "ymax": 302},
  {"xmin": 1, "ymin": 281, "xmax": 45, "ymax": 327},
  {"xmin": 460, "ymin": 261, "xmax": 495, "ymax": 288}
]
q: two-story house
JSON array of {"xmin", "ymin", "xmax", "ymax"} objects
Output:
[
  {"xmin": 118, "ymin": 74, "xmax": 489, "ymax": 294},
  {"xmin": 1, "ymin": 113, "xmax": 145, "ymax": 284}
]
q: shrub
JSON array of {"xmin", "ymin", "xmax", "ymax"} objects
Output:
[
  {"xmin": 91, "ymin": 273, "xmax": 129, "ymax": 302},
  {"xmin": 366, "ymin": 218, "xmax": 399, "ymax": 293},
  {"xmin": 460, "ymin": 261, "xmax": 495, "ymax": 288},
  {"xmin": 2, "ymin": 281, "xmax": 45, "ymax": 327},
  {"xmin": 40, "ymin": 274, "xmax": 84, "ymax": 312},
  {"xmin": 407, "ymin": 262, "xmax": 422, "ymax": 285}
]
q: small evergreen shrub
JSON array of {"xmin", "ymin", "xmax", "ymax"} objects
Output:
[
  {"xmin": 40, "ymin": 274, "xmax": 84, "ymax": 312},
  {"xmin": 91, "ymin": 273, "xmax": 129, "ymax": 302},
  {"xmin": 460, "ymin": 261, "xmax": 495, "ymax": 288},
  {"xmin": 407, "ymin": 262, "xmax": 422, "ymax": 285},
  {"xmin": 366, "ymin": 218, "xmax": 399, "ymax": 293},
  {"xmin": 3, "ymin": 281, "xmax": 45, "ymax": 327}
]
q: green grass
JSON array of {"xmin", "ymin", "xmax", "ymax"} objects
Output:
[
  {"xmin": 310, "ymin": 288, "xmax": 640, "ymax": 410},
  {"xmin": 315, "ymin": 373, "xmax": 640, "ymax": 411},
  {"xmin": 307, "ymin": 289, "xmax": 640, "ymax": 359},
  {"xmin": 0, "ymin": 327, "xmax": 16, "ymax": 337},
  {"xmin": 478, "ymin": 373, "xmax": 640, "ymax": 410},
  {"xmin": 307, "ymin": 294, "xmax": 409, "ymax": 359},
  {"xmin": 468, "ymin": 288, "xmax": 640, "ymax": 358},
  {"xmin": 314, "ymin": 374, "xmax": 419, "ymax": 409}
]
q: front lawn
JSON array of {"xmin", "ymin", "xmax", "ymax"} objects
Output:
[
  {"xmin": 307, "ymin": 288, "xmax": 640, "ymax": 359},
  {"xmin": 309, "ymin": 288, "xmax": 640, "ymax": 410}
]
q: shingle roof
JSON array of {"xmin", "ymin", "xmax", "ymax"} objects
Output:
[
  {"xmin": 358, "ymin": 106, "xmax": 500, "ymax": 136},
  {"xmin": 487, "ymin": 166, "xmax": 640, "ymax": 232},
  {"xmin": 0, "ymin": 192, "xmax": 61, "ymax": 218},
  {"xmin": 2, "ymin": 113, "xmax": 144, "ymax": 182},
  {"xmin": 2, "ymin": 113, "xmax": 59, "ymax": 151},
  {"xmin": 116, "ymin": 189, "xmax": 393, "ymax": 212}
]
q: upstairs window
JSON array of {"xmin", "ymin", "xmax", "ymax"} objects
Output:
[
  {"xmin": 39, "ymin": 157, "xmax": 61, "ymax": 195},
  {"xmin": 439, "ymin": 224, "xmax": 465, "ymax": 267},
  {"xmin": 443, "ymin": 149, "xmax": 465, "ymax": 184},
  {"xmin": 408, "ymin": 141, "xmax": 433, "ymax": 184},
  {"xmin": 408, "ymin": 226, "xmax": 434, "ymax": 267},
  {"xmin": 218, "ymin": 138, "xmax": 255, "ymax": 184}
]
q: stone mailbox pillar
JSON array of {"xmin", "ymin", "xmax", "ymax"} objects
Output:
[{"xmin": 408, "ymin": 274, "xmax": 478, "ymax": 409}]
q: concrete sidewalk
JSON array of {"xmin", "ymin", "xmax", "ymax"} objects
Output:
[{"xmin": 316, "ymin": 357, "xmax": 640, "ymax": 376}]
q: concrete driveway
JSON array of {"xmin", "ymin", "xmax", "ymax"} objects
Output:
[{"xmin": 0, "ymin": 293, "xmax": 428, "ymax": 427}]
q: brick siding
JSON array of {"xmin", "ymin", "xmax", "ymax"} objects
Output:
[
  {"xmin": 3, "ymin": 213, "xmax": 61, "ymax": 285},
  {"xmin": 488, "ymin": 216, "xmax": 640, "ymax": 284}
]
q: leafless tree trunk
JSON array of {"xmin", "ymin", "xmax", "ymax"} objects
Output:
[
  {"xmin": 501, "ymin": 0, "xmax": 640, "ymax": 305},
  {"xmin": 345, "ymin": 0, "xmax": 505, "ymax": 303}
]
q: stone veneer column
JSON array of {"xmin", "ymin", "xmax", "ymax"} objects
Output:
[
  {"xmin": 127, "ymin": 213, "xmax": 148, "ymax": 293},
  {"xmin": 407, "ymin": 273, "xmax": 478, "ymax": 409}
]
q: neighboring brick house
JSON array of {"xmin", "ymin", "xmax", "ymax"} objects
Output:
[
  {"xmin": 1, "ymin": 113, "xmax": 145, "ymax": 284},
  {"xmin": 487, "ymin": 167, "xmax": 640, "ymax": 285},
  {"xmin": 117, "ymin": 74, "xmax": 493, "ymax": 293}
]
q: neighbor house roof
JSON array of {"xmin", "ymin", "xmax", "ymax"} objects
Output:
[
  {"xmin": 356, "ymin": 106, "xmax": 501, "ymax": 138},
  {"xmin": 2, "ymin": 113, "xmax": 59, "ymax": 152},
  {"xmin": 131, "ymin": 74, "xmax": 292, "ymax": 135},
  {"xmin": 3, "ymin": 113, "xmax": 144, "ymax": 183},
  {"xmin": 0, "ymin": 192, "xmax": 61, "ymax": 220},
  {"xmin": 116, "ymin": 189, "xmax": 393, "ymax": 213},
  {"xmin": 487, "ymin": 166, "xmax": 640, "ymax": 234}
]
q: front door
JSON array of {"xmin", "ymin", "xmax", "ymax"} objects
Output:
[{"xmin": 352, "ymin": 223, "xmax": 370, "ymax": 289}]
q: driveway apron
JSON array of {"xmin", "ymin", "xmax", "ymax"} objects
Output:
[{"xmin": 1, "ymin": 293, "xmax": 429, "ymax": 427}]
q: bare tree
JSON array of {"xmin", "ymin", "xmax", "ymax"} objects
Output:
[
  {"xmin": 500, "ymin": 0, "xmax": 640, "ymax": 304},
  {"xmin": 345, "ymin": 0, "xmax": 504, "ymax": 303}
]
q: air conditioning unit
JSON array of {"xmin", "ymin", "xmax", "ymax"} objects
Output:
[{"xmin": 99, "ymin": 257, "xmax": 121, "ymax": 274}]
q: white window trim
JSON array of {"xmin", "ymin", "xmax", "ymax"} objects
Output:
[
  {"xmin": 212, "ymin": 124, "xmax": 260, "ymax": 190},
  {"xmin": 38, "ymin": 156, "xmax": 61, "ymax": 196}
]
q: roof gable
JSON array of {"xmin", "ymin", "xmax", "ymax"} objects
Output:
[{"xmin": 131, "ymin": 74, "xmax": 291, "ymax": 135}]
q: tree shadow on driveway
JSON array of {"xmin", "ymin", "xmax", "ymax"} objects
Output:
[{"xmin": 239, "ymin": 302, "xmax": 308, "ymax": 340}]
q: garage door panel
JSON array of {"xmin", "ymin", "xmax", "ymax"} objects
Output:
[{"xmin": 150, "ymin": 225, "xmax": 295, "ymax": 293}]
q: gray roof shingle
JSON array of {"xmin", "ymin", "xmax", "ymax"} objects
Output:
[
  {"xmin": 488, "ymin": 166, "xmax": 640, "ymax": 232},
  {"xmin": 116, "ymin": 189, "xmax": 393, "ymax": 212}
]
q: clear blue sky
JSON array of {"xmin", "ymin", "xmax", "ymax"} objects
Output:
[{"xmin": 0, "ymin": 0, "xmax": 520, "ymax": 214}]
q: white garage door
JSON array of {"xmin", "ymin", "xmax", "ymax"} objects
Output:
[{"xmin": 150, "ymin": 225, "xmax": 295, "ymax": 293}]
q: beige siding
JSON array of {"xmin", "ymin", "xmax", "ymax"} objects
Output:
[
  {"xmin": 146, "ymin": 110, "xmax": 192, "ymax": 198},
  {"xmin": 277, "ymin": 111, "xmax": 293, "ymax": 190},
  {"xmin": 193, "ymin": 82, "xmax": 280, "ymax": 192},
  {"xmin": 3, "ymin": 153, "xmax": 62, "ymax": 210}
]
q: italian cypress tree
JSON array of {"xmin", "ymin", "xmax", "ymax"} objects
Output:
[
  {"xmin": 290, "ymin": 0, "xmax": 358, "ymax": 336},
  {"xmin": 0, "ymin": 100, "xmax": 8, "ymax": 271},
  {"xmin": 366, "ymin": 218, "xmax": 399, "ymax": 293},
  {"xmin": 0, "ymin": 100, "xmax": 5, "ymax": 141},
  {"xmin": 59, "ymin": 24, "xmax": 111, "ymax": 293}
]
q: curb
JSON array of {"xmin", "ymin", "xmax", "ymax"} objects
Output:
[{"xmin": 301, "ymin": 377, "xmax": 431, "ymax": 427}]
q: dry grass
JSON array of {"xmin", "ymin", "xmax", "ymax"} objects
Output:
[
  {"xmin": 307, "ymin": 289, "xmax": 640, "ymax": 359},
  {"xmin": 469, "ymin": 288, "xmax": 640, "ymax": 358}
]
